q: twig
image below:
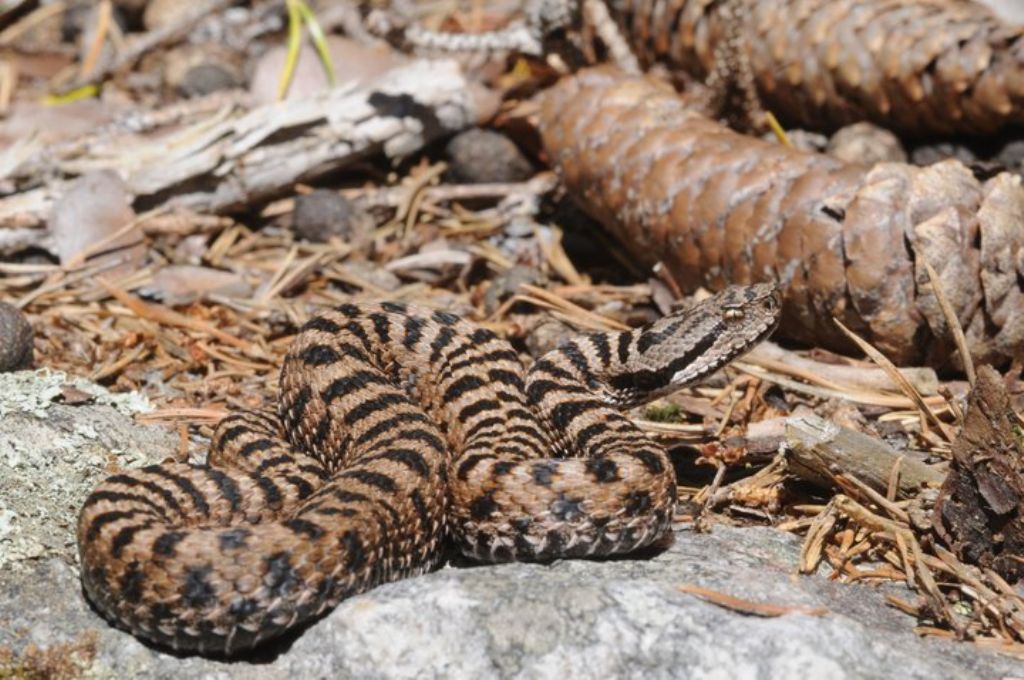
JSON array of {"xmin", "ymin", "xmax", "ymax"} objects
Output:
[
  {"xmin": 746, "ymin": 342, "xmax": 939, "ymax": 396},
  {"xmin": 785, "ymin": 414, "xmax": 944, "ymax": 498},
  {"xmin": 836, "ymin": 471, "xmax": 911, "ymax": 524},
  {"xmin": 886, "ymin": 457, "xmax": 902, "ymax": 503}
]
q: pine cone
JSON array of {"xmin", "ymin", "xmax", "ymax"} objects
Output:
[
  {"xmin": 611, "ymin": 0, "xmax": 1024, "ymax": 135},
  {"xmin": 537, "ymin": 67, "xmax": 1024, "ymax": 366}
]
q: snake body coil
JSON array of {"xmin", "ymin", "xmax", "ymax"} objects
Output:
[{"xmin": 77, "ymin": 284, "xmax": 781, "ymax": 654}]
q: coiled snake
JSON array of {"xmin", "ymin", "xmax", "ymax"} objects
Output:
[{"xmin": 77, "ymin": 283, "xmax": 781, "ymax": 654}]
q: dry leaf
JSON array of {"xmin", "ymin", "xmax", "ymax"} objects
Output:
[{"xmin": 48, "ymin": 170, "xmax": 144, "ymax": 274}]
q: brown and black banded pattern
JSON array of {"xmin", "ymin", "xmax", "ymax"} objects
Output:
[{"xmin": 78, "ymin": 285, "xmax": 781, "ymax": 654}]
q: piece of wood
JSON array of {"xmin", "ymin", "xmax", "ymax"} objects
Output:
[
  {"xmin": 747, "ymin": 342, "xmax": 939, "ymax": 396},
  {"xmin": 0, "ymin": 59, "xmax": 496, "ymax": 243},
  {"xmin": 785, "ymin": 414, "xmax": 944, "ymax": 499}
]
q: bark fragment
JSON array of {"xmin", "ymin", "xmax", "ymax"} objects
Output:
[
  {"xmin": 0, "ymin": 59, "xmax": 497, "ymax": 236},
  {"xmin": 934, "ymin": 365, "xmax": 1024, "ymax": 582}
]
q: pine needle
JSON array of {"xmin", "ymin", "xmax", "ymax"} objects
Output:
[
  {"xmin": 921, "ymin": 260, "xmax": 975, "ymax": 386},
  {"xmin": 832, "ymin": 318, "xmax": 954, "ymax": 442}
]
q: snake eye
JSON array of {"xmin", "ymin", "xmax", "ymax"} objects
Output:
[{"xmin": 723, "ymin": 307, "xmax": 745, "ymax": 321}]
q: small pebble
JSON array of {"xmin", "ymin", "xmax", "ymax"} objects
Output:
[
  {"xmin": 180, "ymin": 63, "xmax": 243, "ymax": 97},
  {"xmin": 163, "ymin": 43, "xmax": 244, "ymax": 97},
  {"xmin": 827, "ymin": 122, "xmax": 906, "ymax": 165},
  {"xmin": 445, "ymin": 129, "xmax": 534, "ymax": 184},
  {"xmin": 0, "ymin": 302, "xmax": 34, "ymax": 372},
  {"xmin": 292, "ymin": 190, "xmax": 374, "ymax": 244}
]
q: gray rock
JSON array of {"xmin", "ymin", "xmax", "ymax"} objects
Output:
[
  {"xmin": 0, "ymin": 372, "xmax": 1018, "ymax": 679},
  {"xmin": 0, "ymin": 370, "xmax": 166, "ymax": 575}
]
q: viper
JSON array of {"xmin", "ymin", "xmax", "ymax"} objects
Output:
[{"xmin": 77, "ymin": 283, "xmax": 781, "ymax": 654}]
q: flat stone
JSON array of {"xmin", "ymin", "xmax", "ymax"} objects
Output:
[{"xmin": 0, "ymin": 372, "xmax": 1018, "ymax": 679}]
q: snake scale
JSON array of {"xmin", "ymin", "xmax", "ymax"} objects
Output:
[{"xmin": 77, "ymin": 283, "xmax": 781, "ymax": 654}]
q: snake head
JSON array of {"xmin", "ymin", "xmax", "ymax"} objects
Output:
[{"xmin": 601, "ymin": 282, "xmax": 782, "ymax": 407}]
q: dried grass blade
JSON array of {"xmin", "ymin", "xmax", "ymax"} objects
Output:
[
  {"xmin": 536, "ymin": 227, "xmax": 585, "ymax": 286},
  {"xmin": 921, "ymin": 260, "xmax": 975, "ymax": 386},
  {"xmin": 677, "ymin": 583, "xmax": 828, "ymax": 617},
  {"xmin": 908, "ymin": 536, "xmax": 955, "ymax": 625},
  {"xmin": 516, "ymin": 284, "xmax": 630, "ymax": 331},
  {"xmin": 894, "ymin": 531, "xmax": 915, "ymax": 589},
  {"xmin": 733, "ymin": 361, "xmax": 945, "ymax": 409},
  {"xmin": 257, "ymin": 246, "xmax": 298, "ymax": 303},
  {"xmin": 886, "ymin": 457, "xmax": 903, "ymax": 503},
  {"xmin": 89, "ymin": 344, "xmax": 148, "ymax": 382},
  {"xmin": 0, "ymin": 2, "xmax": 66, "ymax": 47},
  {"xmin": 920, "ymin": 260, "xmax": 976, "ymax": 385},
  {"xmin": 193, "ymin": 342, "xmax": 275, "ymax": 372},
  {"xmin": 885, "ymin": 595, "xmax": 921, "ymax": 616},
  {"xmin": 832, "ymin": 318, "xmax": 954, "ymax": 441}
]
